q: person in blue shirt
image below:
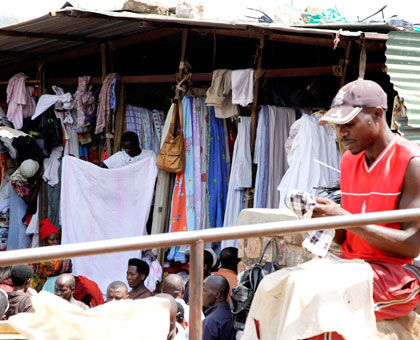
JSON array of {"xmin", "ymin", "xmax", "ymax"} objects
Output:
[{"xmin": 202, "ymin": 275, "xmax": 234, "ymax": 340}]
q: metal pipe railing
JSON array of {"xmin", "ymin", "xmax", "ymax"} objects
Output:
[{"xmin": 2, "ymin": 208, "xmax": 420, "ymax": 340}]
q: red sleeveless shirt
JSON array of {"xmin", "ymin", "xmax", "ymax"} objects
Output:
[{"xmin": 340, "ymin": 135, "xmax": 420, "ymax": 265}]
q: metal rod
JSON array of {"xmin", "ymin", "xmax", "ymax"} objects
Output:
[
  {"xmin": 189, "ymin": 239, "xmax": 204, "ymax": 340},
  {"xmin": 1, "ymin": 208, "xmax": 420, "ymax": 266}
]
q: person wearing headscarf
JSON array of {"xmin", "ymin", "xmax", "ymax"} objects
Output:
[
  {"xmin": 30, "ymin": 218, "xmax": 72, "ymax": 292},
  {"xmin": 10, "ymin": 159, "xmax": 43, "ymax": 223}
]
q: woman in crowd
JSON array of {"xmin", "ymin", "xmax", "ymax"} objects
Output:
[
  {"xmin": 8, "ymin": 159, "xmax": 43, "ymax": 250},
  {"xmin": 127, "ymin": 258, "xmax": 153, "ymax": 300},
  {"xmin": 31, "ymin": 218, "xmax": 72, "ymax": 292}
]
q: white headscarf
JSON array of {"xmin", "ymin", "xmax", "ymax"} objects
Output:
[{"xmin": 11, "ymin": 159, "xmax": 39, "ymax": 182}]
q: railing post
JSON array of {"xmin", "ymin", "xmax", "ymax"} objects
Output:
[{"xmin": 189, "ymin": 239, "xmax": 204, "ymax": 340}]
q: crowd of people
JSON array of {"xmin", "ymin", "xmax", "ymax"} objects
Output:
[{"xmin": 0, "ymin": 246, "xmax": 241, "ymax": 340}]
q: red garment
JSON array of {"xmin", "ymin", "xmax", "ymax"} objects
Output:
[
  {"xmin": 39, "ymin": 218, "xmax": 60, "ymax": 240},
  {"xmin": 340, "ymin": 135, "xmax": 420, "ymax": 265},
  {"xmin": 0, "ymin": 278, "xmax": 13, "ymax": 293},
  {"xmin": 77, "ymin": 275, "xmax": 104, "ymax": 307}
]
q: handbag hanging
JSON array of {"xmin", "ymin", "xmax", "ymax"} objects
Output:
[{"xmin": 156, "ymin": 99, "xmax": 185, "ymax": 173}]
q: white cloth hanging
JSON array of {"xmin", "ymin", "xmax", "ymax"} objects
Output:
[
  {"xmin": 266, "ymin": 106, "xmax": 296, "ymax": 208},
  {"xmin": 61, "ymin": 155, "xmax": 158, "ymax": 293},
  {"xmin": 277, "ymin": 113, "xmax": 341, "ymax": 209},
  {"xmin": 43, "ymin": 146, "xmax": 64, "ymax": 186},
  {"xmin": 231, "ymin": 69, "xmax": 254, "ymax": 107},
  {"xmin": 32, "ymin": 93, "xmax": 74, "ymax": 120},
  {"xmin": 221, "ymin": 117, "xmax": 252, "ymax": 249}
]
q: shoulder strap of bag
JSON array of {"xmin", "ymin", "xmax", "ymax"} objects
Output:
[
  {"xmin": 19, "ymin": 296, "xmax": 29, "ymax": 313},
  {"xmin": 258, "ymin": 238, "xmax": 278, "ymax": 265}
]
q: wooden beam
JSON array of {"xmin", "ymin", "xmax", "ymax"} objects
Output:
[
  {"xmin": 340, "ymin": 41, "xmax": 352, "ymax": 87},
  {"xmin": 43, "ymin": 63, "xmax": 386, "ymax": 86},
  {"xmin": 191, "ymin": 28, "xmax": 385, "ymax": 51},
  {"xmin": 175, "ymin": 29, "xmax": 189, "ymax": 100},
  {"xmin": 101, "ymin": 43, "xmax": 107, "ymax": 82},
  {"xmin": 0, "ymin": 29, "xmax": 103, "ymax": 43}
]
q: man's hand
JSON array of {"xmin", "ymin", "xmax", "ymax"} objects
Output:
[{"xmin": 312, "ymin": 197, "xmax": 350, "ymax": 218}]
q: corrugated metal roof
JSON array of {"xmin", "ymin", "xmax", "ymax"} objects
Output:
[{"xmin": 386, "ymin": 31, "xmax": 420, "ymax": 143}]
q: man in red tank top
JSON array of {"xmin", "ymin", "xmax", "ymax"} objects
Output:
[{"xmin": 306, "ymin": 79, "xmax": 420, "ymax": 340}]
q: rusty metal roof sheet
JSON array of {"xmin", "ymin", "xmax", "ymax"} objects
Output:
[{"xmin": 0, "ymin": 5, "xmax": 388, "ymax": 71}]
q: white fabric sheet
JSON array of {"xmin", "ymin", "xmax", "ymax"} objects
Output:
[
  {"xmin": 231, "ymin": 69, "xmax": 254, "ymax": 107},
  {"xmin": 221, "ymin": 117, "xmax": 252, "ymax": 249},
  {"xmin": 278, "ymin": 114, "xmax": 341, "ymax": 209},
  {"xmin": 61, "ymin": 155, "xmax": 158, "ymax": 294}
]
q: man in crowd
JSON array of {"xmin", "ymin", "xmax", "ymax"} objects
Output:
[
  {"xmin": 126, "ymin": 258, "xmax": 152, "ymax": 300},
  {"xmin": 54, "ymin": 274, "xmax": 89, "ymax": 310},
  {"xmin": 106, "ymin": 281, "xmax": 128, "ymax": 302},
  {"xmin": 99, "ymin": 131, "xmax": 155, "ymax": 169},
  {"xmin": 163, "ymin": 274, "xmax": 191, "ymax": 324},
  {"xmin": 244, "ymin": 79, "xmax": 420, "ymax": 340},
  {"xmin": 184, "ymin": 249, "xmax": 215, "ymax": 304},
  {"xmin": 202, "ymin": 275, "xmax": 234, "ymax": 340},
  {"xmin": 156, "ymin": 293, "xmax": 184, "ymax": 340},
  {"xmin": 215, "ymin": 247, "xmax": 240, "ymax": 298},
  {"xmin": 6, "ymin": 264, "xmax": 34, "ymax": 318}
]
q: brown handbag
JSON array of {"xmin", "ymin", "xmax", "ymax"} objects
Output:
[{"xmin": 156, "ymin": 100, "xmax": 185, "ymax": 173}]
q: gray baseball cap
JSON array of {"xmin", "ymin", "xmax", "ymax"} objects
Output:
[{"xmin": 319, "ymin": 79, "xmax": 388, "ymax": 126}]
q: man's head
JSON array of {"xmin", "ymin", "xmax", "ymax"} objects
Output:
[
  {"xmin": 127, "ymin": 258, "xmax": 149, "ymax": 289},
  {"xmin": 121, "ymin": 131, "xmax": 141, "ymax": 157},
  {"xmin": 176, "ymin": 301, "xmax": 185, "ymax": 325},
  {"xmin": 220, "ymin": 247, "xmax": 240, "ymax": 273},
  {"xmin": 202, "ymin": 275, "xmax": 230, "ymax": 308},
  {"xmin": 319, "ymin": 79, "xmax": 389, "ymax": 155},
  {"xmin": 162, "ymin": 274, "xmax": 185, "ymax": 299},
  {"xmin": 106, "ymin": 281, "xmax": 128, "ymax": 302},
  {"xmin": 203, "ymin": 249, "xmax": 216, "ymax": 277},
  {"xmin": 156, "ymin": 293, "xmax": 178, "ymax": 340},
  {"xmin": 54, "ymin": 274, "xmax": 75, "ymax": 302},
  {"xmin": 11, "ymin": 264, "xmax": 33, "ymax": 291}
]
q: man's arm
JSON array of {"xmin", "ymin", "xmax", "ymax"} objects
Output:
[{"xmin": 313, "ymin": 157, "xmax": 420, "ymax": 259}]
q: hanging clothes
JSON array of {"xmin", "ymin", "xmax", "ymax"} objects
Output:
[
  {"xmin": 266, "ymin": 106, "xmax": 296, "ymax": 209},
  {"xmin": 151, "ymin": 104, "xmax": 175, "ymax": 236},
  {"xmin": 277, "ymin": 113, "xmax": 341, "ymax": 209},
  {"xmin": 253, "ymin": 106, "xmax": 269, "ymax": 208},
  {"xmin": 221, "ymin": 117, "xmax": 252, "ymax": 249},
  {"xmin": 74, "ymin": 76, "xmax": 96, "ymax": 131},
  {"xmin": 199, "ymin": 102, "xmax": 210, "ymax": 230},
  {"xmin": 6, "ymin": 73, "xmax": 36, "ymax": 130},
  {"xmin": 167, "ymin": 96, "xmax": 196, "ymax": 261},
  {"xmin": 192, "ymin": 98, "xmax": 202, "ymax": 230},
  {"xmin": 231, "ymin": 69, "xmax": 254, "ymax": 107},
  {"xmin": 95, "ymin": 73, "xmax": 117, "ymax": 134},
  {"xmin": 32, "ymin": 92, "xmax": 73, "ymax": 120},
  {"xmin": 208, "ymin": 107, "xmax": 229, "ymax": 229},
  {"xmin": 125, "ymin": 105, "xmax": 157, "ymax": 152},
  {"xmin": 7, "ymin": 187, "xmax": 32, "ymax": 250}
]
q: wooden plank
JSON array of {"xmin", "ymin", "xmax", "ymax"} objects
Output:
[{"xmin": 265, "ymin": 66, "xmax": 336, "ymax": 78}]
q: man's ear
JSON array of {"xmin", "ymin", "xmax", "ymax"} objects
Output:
[{"xmin": 140, "ymin": 273, "xmax": 146, "ymax": 281}]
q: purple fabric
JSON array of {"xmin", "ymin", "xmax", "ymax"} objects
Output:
[{"xmin": 192, "ymin": 98, "xmax": 202, "ymax": 230}]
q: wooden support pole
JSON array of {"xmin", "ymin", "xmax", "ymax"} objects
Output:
[
  {"xmin": 175, "ymin": 29, "xmax": 189, "ymax": 100},
  {"xmin": 36, "ymin": 57, "xmax": 48, "ymax": 238},
  {"xmin": 108, "ymin": 41, "xmax": 115, "ymax": 74},
  {"xmin": 250, "ymin": 36, "xmax": 265, "ymax": 158},
  {"xmin": 101, "ymin": 43, "xmax": 107, "ymax": 82},
  {"xmin": 340, "ymin": 41, "xmax": 352, "ymax": 87}
]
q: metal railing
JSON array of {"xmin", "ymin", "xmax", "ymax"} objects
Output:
[{"xmin": 2, "ymin": 208, "xmax": 420, "ymax": 339}]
